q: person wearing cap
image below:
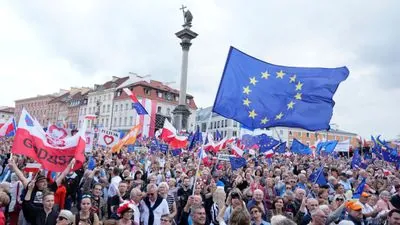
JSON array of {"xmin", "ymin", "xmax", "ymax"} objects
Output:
[
  {"xmin": 357, "ymin": 192, "xmax": 383, "ymax": 224},
  {"xmin": 341, "ymin": 201, "xmax": 364, "ymax": 225},
  {"xmin": 56, "ymin": 209, "xmax": 75, "ymax": 225}
]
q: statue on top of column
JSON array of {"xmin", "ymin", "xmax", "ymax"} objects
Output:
[{"xmin": 180, "ymin": 5, "xmax": 193, "ymax": 27}]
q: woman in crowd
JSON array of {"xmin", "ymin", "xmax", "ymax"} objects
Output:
[
  {"xmin": 250, "ymin": 205, "xmax": 270, "ymax": 225},
  {"xmin": 158, "ymin": 182, "xmax": 177, "ymax": 220},
  {"xmin": 75, "ymin": 194, "xmax": 100, "ymax": 225}
]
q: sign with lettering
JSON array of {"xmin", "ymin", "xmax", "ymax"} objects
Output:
[
  {"xmin": 97, "ymin": 129, "xmax": 120, "ymax": 147},
  {"xmin": 217, "ymin": 154, "xmax": 235, "ymax": 161},
  {"xmin": 85, "ymin": 130, "xmax": 94, "ymax": 153}
]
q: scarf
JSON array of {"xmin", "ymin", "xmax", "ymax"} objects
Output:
[{"xmin": 144, "ymin": 196, "xmax": 163, "ymax": 225}]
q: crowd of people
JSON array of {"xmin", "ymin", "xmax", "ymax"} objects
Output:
[{"xmin": 1, "ymin": 135, "xmax": 400, "ymax": 225}]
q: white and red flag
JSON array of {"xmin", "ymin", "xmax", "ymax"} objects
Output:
[
  {"xmin": 12, "ymin": 109, "xmax": 87, "ymax": 172},
  {"xmin": 0, "ymin": 117, "xmax": 16, "ymax": 137}
]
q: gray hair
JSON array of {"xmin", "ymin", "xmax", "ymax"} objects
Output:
[
  {"xmin": 310, "ymin": 209, "xmax": 325, "ymax": 217},
  {"xmin": 190, "ymin": 204, "xmax": 205, "ymax": 216},
  {"xmin": 270, "ymin": 215, "xmax": 296, "ymax": 225},
  {"xmin": 146, "ymin": 183, "xmax": 158, "ymax": 192}
]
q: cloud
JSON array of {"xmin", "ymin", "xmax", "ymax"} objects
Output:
[{"xmin": 1, "ymin": 0, "xmax": 399, "ymax": 138}]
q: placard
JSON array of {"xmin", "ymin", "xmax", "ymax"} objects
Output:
[{"xmin": 98, "ymin": 129, "xmax": 120, "ymax": 147}]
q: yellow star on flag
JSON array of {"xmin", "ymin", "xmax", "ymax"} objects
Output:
[
  {"xmin": 243, "ymin": 98, "xmax": 251, "ymax": 106},
  {"xmin": 289, "ymin": 75, "xmax": 296, "ymax": 83},
  {"xmin": 295, "ymin": 93, "xmax": 302, "ymax": 100},
  {"xmin": 276, "ymin": 70, "xmax": 285, "ymax": 79},
  {"xmin": 261, "ymin": 117, "xmax": 269, "ymax": 124},
  {"xmin": 295, "ymin": 81, "xmax": 303, "ymax": 91},
  {"xmin": 248, "ymin": 109, "xmax": 257, "ymax": 119},
  {"xmin": 287, "ymin": 101, "xmax": 295, "ymax": 109},
  {"xmin": 261, "ymin": 71, "xmax": 270, "ymax": 79},
  {"xmin": 275, "ymin": 112, "xmax": 284, "ymax": 120},
  {"xmin": 249, "ymin": 77, "xmax": 258, "ymax": 85},
  {"xmin": 243, "ymin": 86, "xmax": 251, "ymax": 94}
]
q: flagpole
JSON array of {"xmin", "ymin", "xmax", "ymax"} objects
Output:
[
  {"xmin": 192, "ymin": 110, "xmax": 213, "ymax": 195},
  {"xmin": 273, "ymin": 128, "xmax": 282, "ymax": 142}
]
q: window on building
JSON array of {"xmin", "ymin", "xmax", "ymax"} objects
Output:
[
  {"xmin": 124, "ymin": 117, "xmax": 127, "ymax": 126},
  {"xmin": 201, "ymin": 123, "xmax": 206, "ymax": 132},
  {"xmin": 225, "ymin": 119, "xmax": 228, "ymax": 127},
  {"xmin": 167, "ymin": 108, "xmax": 170, "ymax": 115},
  {"xmin": 101, "ymin": 118, "xmax": 104, "ymax": 126},
  {"xmin": 103, "ymin": 95, "xmax": 105, "ymax": 101},
  {"xmin": 114, "ymin": 118, "xmax": 117, "ymax": 127},
  {"xmin": 126, "ymin": 103, "xmax": 129, "ymax": 110},
  {"xmin": 157, "ymin": 92, "xmax": 162, "ymax": 98},
  {"xmin": 289, "ymin": 131, "xmax": 292, "ymax": 135},
  {"xmin": 89, "ymin": 108, "xmax": 92, "ymax": 114},
  {"xmin": 102, "ymin": 105, "xmax": 105, "ymax": 113},
  {"xmin": 107, "ymin": 105, "xmax": 110, "ymax": 112},
  {"xmin": 217, "ymin": 121, "xmax": 220, "ymax": 128},
  {"xmin": 115, "ymin": 105, "xmax": 118, "ymax": 112},
  {"xmin": 157, "ymin": 106, "xmax": 162, "ymax": 113},
  {"xmin": 233, "ymin": 131, "xmax": 237, "ymax": 137},
  {"xmin": 233, "ymin": 121, "xmax": 237, "ymax": 127},
  {"xmin": 306, "ymin": 132, "xmax": 310, "ymax": 138},
  {"xmin": 119, "ymin": 118, "xmax": 122, "ymax": 126},
  {"xmin": 280, "ymin": 130, "xmax": 283, "ymax": 135},
  {"xmin": 130, "ymin": 116, "xmax": 133, "ymax": 125},
  {"xmin": 120, "ymin": 104, "xmax": 123, "ymax": 111},
  {"xmin": 105, "ymin": 118, "xmax": 109, "ymax": 127},
  {"xmin": 144, "ymin": 88, "xmax": 151, "ymax": 95}
]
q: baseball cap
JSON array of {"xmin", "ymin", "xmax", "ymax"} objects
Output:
[
  {"xmin": 58, "ymin": 210, "xmax": 75, "ymax": 224},
  {"xmin": 361, "ymin": 192, "xmax": 371, "ymax": 197},
  {"xmin": 345, "ymin": 201, "xmax": 362, "ymax": 211}
]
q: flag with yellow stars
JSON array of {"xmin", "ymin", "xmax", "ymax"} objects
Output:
[{"xmin": 212, "ymin": 47, "xmax": 349, "ymax": 131}]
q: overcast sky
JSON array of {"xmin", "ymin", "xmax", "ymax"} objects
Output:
[{"xmin": 1, "ymin": 0, "xmax": 399, "ymax": 139}]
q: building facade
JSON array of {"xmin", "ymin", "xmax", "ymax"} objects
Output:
[
  {"xmin": 195, "ymin": 107, "xmax": 241, "ymax": 138},
  {"xmin": 0, "ymin": 107, "xmax": 15, "ymax": 122},
  {"xmin": 270, "ymin": 127, "xmax": 359, "ymax": 147},
  {"xmin": 112, "ymin": 79, "xmax": 198, "ymax": 135},
  {"xmin": 14, "ymin": 95, "xmax": 56, "ymax": 125}
]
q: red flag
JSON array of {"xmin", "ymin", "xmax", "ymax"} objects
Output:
[
  {"xmin": 12, "ymin": 109, "xmax": 87, "ymax": 172},
  {"xmin": 169, "ymin": 136, "xmax": 188, "ymax": 149},
  {"xmin": 160, "ymin": 119, "xmax": 176, "ymax": 142}
]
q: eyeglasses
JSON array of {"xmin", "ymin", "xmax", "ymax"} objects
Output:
[
  {"xmin": 336, "ymin": 198, "xmax": 344, "ymax": 201},
  {"xmin": 161, "ymin": 218, "xmax": 171, "ymax": 222},
  {"xmin": 57, "ymin": 216, "xmax": 67, "ymax": 221},
  {"xmin": 251, "ymin": 210, "xmax": 259, "ymax": 214},
  {"xmin": 147, "ymin": 193, "xmax": 155, "ymax": 196}
]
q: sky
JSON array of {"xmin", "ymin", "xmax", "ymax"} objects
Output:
[{"xmin": 0, "ymin": 0, "xmax": 399, "ymax": 139}]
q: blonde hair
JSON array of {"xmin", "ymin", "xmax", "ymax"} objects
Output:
[
  {"xmin": 0, "ymin": 191, "xmax": 10, "ymax": 206},
  {"xmin": 213, "ymin": 188, "xmax": 226, "ymax": 205},
  {"xmin": 229, "ymin": 207, "xmax": 251, "ymax": 225}
]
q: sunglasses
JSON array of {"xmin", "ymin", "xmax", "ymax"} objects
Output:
[
  {"xmin": 251, "ymin": 210, "xmax": 259, "ymax": 214},
  {"xmin": 57, "ymin": 216, "xmax": 67, "ymax": 221},
  {"xmin": 336, "ymin": 198, "xmax": 344, "ymax": 201}
]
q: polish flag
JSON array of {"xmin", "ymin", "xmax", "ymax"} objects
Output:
[
  {"xmin": 12, "ymin": 109, "xmax": 87, "ymax": 172},
  {"xmin": 169, "ymin": 136, "xmax": 188, "ymax": 149},
  {"xmin": 265, "ymin": 149, "xmax": 274, "ymax": 158},
  {"xmin": 23, "ymin": 163, "xmax": 42, "ymax": 173},
  {"xmin": 0, "ymin": 117, "xmax": 16, "ymax": 137},
  {"xmin": 160, "ymin": 119, "xmax": 176, "ymax": 142},
  {"xmin": 231, "ymin": 144, "xmax": 244, "ymax": 157},
  {"xmin": 213, "ymin": 138, "xmax": 228, "ymax": 153}
]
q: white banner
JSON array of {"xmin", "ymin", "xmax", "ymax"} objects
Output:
[
  {"xmin": 85, "ymin": 130, "xmax": 94, "ymax": 153},
  {"xmin": 98, "ymin": 129, "xmax": 120, "ymax": 147},
  {"xmin": 217, "ymin": 153, "xmax": 235, "ymax": 161},
  {"xmin": 335, "ymin": 139, "xmax": 350, "ymax": 152}
]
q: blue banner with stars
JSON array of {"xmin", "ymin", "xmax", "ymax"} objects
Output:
[{"xmin": 212, "ymin": 47, "xmax": 349, "ymax": 131}]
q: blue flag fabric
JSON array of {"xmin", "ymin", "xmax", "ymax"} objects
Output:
[
  {"xmin": 351, "ymin": 150, "xmax": 368, "ymax": 169},
  {"xmin": 291, "ymin": 139, "xmax": 312, "ymax": 155},
  {"xmin": 87, "ymin": 157, "xmax": 96, "ymax": 170},
  {"xmin": 159, "ymin": 144, "xmax": 168, "ymax": 154},
  {"xmin": 313, "ymin": 167, "xmax": 328, "ymax": 186},
  {"xmin": 317, "ymin": 140, "xmax": 338, "ymax": 155},
  {"xmin": 212, "ymin": 47, "xmax": 349, "ymax": 131},
  {"xmin": 132, "ymin": 102, "xmax": 148, "ymax": 115},
  {"xmin": 171, "ymin": 149, "xmax": 182, "ymax": 156},
  {"xmin": 353, "ymin": 178, "xmax": 366, "ymax": 199},
  {"xmin": 229, "ymin": 157, "xmax": 247, "ymax": 170},
  {"xmin": 189, "ymin": 127, "xmax": 203, "ymax": 150},
  {"xmin": 274, "ymin": 142, "xmax": 287, "ymax": 154},
  {"xmin": 241, "ymin": 134, "xmax": 279, "ymax": 153}
]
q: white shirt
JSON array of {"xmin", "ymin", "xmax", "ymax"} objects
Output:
[
  {"xmin": 107, "ymin": 176, "xmax": 122, "ymax": 198},
  {"xmin": 140, "ymin": 198, "xmax": 170, "ymax": 225}
]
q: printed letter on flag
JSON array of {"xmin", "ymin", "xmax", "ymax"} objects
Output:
[
  {"xmin": 12, "ymin": 109, "xmax": 87, "ymax": 172},
  {"xmin": 98, "ymin": 129, "xmax": 120, "ymax": 147}
]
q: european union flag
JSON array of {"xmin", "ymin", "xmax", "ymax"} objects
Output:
[
  {"xmin": 316, "ymin": 140, "xmax": 338, "ymax": 155},
  {"xmin": 87, "ymin": 156, "xmax": 96, "ymax": 170},
  {"xmin": 351, "ymin": 150, "xmax": 368, "ymax": 169},
  {"xmin": 291, "ymin": 139, "xmax": 312, "ymax": 155},
  {"xmin": 189, "ymin": 127, "xmax": 203, "ymax": 150},
  {"xmin": 212, "ymin": 47, "xmax": 349, "ymax": 131},
  {"xmin": 313, "ymin": 167, "xmax": 328, "ymax": 186},
  {"xmin": 258, "ymin": 134, "xmax": 280, "ymax": 153},
  {"xmin": 132, "ymin": 103, "xmax": 148, "ymax": 115},
  {"xmin": 274, "ymin": 142, "xmax": 287, "ymax": 154},
  {"xmin": 229, "ymin": 156, "xmax": 247, "ymax": 170},
  {"xmin": 353, "ymin": 178, "xmax": 366, "ymax": 199}
]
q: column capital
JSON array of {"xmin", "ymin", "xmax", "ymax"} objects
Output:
[{"xmin": 180, "ymin": 41, "xmax": 192, "ymax": 50}]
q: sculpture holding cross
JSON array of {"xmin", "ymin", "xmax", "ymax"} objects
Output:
[{"xmin": 179, "ymin": 5, "xmax": 193, "ymax": 27}]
